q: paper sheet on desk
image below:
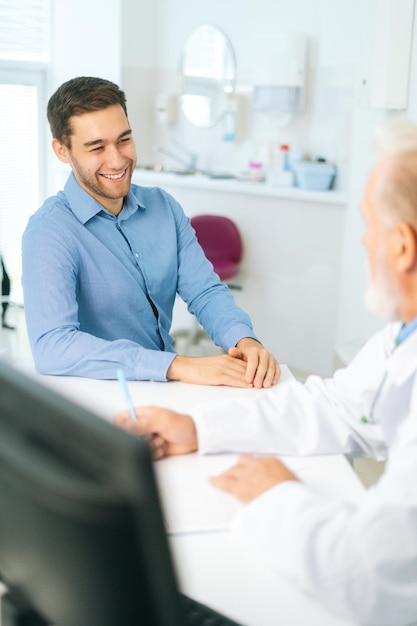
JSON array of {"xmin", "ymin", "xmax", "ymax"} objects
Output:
[
  {"xmin": 153, "ymin": 453, "xmax": 365, "ymax": 535},
  {"xmin": 154, "ymin": 454, "xmax": 241, "ymax": 535}
]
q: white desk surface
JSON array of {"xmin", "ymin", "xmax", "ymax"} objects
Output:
[
  {"xmin": 20, "ymin": 365, "xmax": 363, "ymax": 626},
  {"xmin": 20, "ymin": 363, "xmax": 296, "ymax": 419}
]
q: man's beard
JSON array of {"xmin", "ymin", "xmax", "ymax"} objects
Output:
[{"xmin": 364, "ymin": 262, "xmax": 401, "ymax": 323}]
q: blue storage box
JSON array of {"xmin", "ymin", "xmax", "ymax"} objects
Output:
[{"xmin": 294, "ymin": 161, "xmax": 336, "ymax": 191}]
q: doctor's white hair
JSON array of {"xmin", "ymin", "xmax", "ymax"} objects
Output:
[
  {"xmin": 372, "ymin": 118, "xmax": 417, "ymax": 229},
  {"xmin": 373, "ymin": 118, "xmax": 417, "ymax": 155}
]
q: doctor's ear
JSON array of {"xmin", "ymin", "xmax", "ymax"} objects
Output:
[
  {"xmin": 393, "ymin": 221, "xmax": 417, "ymax": 273},
  {"xmin": 52, "ymin": 138, "xmax": 71, "ymax": 164}
]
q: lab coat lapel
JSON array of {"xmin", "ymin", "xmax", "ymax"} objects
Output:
[
  {"xmin": 386, "ymin": 331, "xmax": 417, "ymax": 386},
  {"xmin": 375, "ymin": 332, "xmax": 417, "ymax": 441}
]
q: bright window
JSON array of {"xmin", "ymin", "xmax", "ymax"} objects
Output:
[
  {"xmin": 0, "ymin": 0, "xmax": 50, "ymax": 288},
  {"xmin": 0, "ymin": 78, "xmax": 41, "ymax": 283}
]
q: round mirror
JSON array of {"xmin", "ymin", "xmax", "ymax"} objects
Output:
[{"xmin": 179, "ymin": 25, "xmax": 236, "ymax": 128}]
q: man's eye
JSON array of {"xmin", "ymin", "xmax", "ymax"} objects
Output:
[
  {"xmin": 90, "ymin": 146, "xmax": 103, "ymax": 152},
  {"xmin": 119, "ymin": 137, "xmax": 130, "ymax": 144}
]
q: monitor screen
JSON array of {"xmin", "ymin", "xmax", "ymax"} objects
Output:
[{"xmin": 0, "ymin": 361, "xmax": 184, "ymax": 626}]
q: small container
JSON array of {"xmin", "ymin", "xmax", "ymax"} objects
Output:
[
  {"xmin": 248, "ymin": 161, "xmax": 265, "ymax": 182},
  {"xmin": 287, "ymin": 149, "xmax": 304, "ymax": 172},
  {"xmin": 293, "ymin": 161, "xmax": 337, "ymax": 191}
]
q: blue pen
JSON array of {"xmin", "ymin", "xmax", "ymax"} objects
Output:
[{"xmin": 117, "ymin": 368, "xmax": 137, "ymax": 421}]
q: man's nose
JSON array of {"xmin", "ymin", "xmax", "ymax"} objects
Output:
[{"xmin": 106, "ymin": 144, "xmax": 125, "ymax": 168}]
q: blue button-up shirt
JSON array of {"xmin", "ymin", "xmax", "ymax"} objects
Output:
[{"xmin": 22, "ymin": 173, "xmax": 257, "ymax": 380}]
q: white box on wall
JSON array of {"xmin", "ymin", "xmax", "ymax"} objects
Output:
[
  {"xmin": 253, "ymin": 33, "xmax": 308, "ymax": 114},
  {"xmin": 358, "ymin": 0, "xmax": 415, "ymax": 110}
]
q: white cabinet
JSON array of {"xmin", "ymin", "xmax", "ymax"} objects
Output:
[{"xmin": 357, "ymin": 0, "xmax": 415, "ymax": 110}]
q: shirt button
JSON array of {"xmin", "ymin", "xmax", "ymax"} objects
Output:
[{"xmin": 135, "ymin": 253, "xmax": 139, "ymax": 259}]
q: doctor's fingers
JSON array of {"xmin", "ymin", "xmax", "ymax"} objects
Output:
[
  {"xmin": 210, "ymin": 455, "xmax": 298, "ymax": 503},
  {"xmin": 209, "ymin": 454, "xmax": 268, "ymax": 503},
  {"xmin": 113, "ymin": 407, "xmax": 198, "ymax": 456},
  {"xmin": 114, "ymin": 405, "xmax": 179, "ymax": 433},
  {"xmin": 113, "ymin": 409, "xmax": 142, "ymax": 433},
  {"xmin": 135, "ymin": 406, "xmax": 197, "ymax": 444},
  {"xmin": 236, "ymin": 454, "xmax": 300, "ymax": 483},
  {"xmin": 209, "ymin": 466, "xmax": 271, "ymax": 504}
]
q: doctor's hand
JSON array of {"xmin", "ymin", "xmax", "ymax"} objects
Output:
[
  {"xmin": 210, "ymin": 455, "xmax": 299, "ymax": 504},
  {"xmin": 230, "ymin": 338, "xmax": 280, "ymax": 389},
  {"xmin": 113, "ymin": 406, "xmax": 198, "ymax": 459}
]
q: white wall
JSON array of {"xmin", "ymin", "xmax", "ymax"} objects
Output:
[
  {"xmin": 335, "ymin": 2, "xmax": 417, "ymax": 364},
  {"xmin": 121, "ymin": 1, "xmax": 159, "ymax": 168},
  {"xmin": 46, "ymin": 0, "xmax": 122, "ymax": 196},
  {"xmin": 123, "ymin": 0, "xmax": 357, "ymax": 183}
]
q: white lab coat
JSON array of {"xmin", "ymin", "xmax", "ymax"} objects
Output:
[{"xmin": 192, "ymin": 322, "xmax": 417, "ymax": 626}]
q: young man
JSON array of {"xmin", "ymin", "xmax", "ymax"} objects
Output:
[
  {"xmin": 114, "ymin": 119, "xmax": 417, "ymax": 625},
  {"xmin": 22, "ymin": 76, "xmax": 279, "ymax": 386}
]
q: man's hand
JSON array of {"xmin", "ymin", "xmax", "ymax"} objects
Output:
[
  {"xmin": 167, "ymin": 353, "xmax": 254, "ymax": 387},
  {"xmin": 210, "ymin": 454, "xmax": 299, "ymax": 504},
  {"xmin": 113, "ymin": 406, "xmax": 198, "ymax": 459},
  {"xmin": 167, "ymin": 340, "xmax": 280, "ymax": 389},
  {"xmin": 230, "ymin": 338, "xmax": 281, "ymax": 388}
]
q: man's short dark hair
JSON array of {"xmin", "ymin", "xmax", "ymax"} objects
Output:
[{"xmin": 47, "ymin": 76, "xmax": 128, "ymax": 147}]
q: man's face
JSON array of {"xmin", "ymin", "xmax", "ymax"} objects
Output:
[
  {"xmin": 361, "ymin": 166, "xmax": 401, "ymax": 322},
  {"xmin": 53, "ymin": 104, "xmax": 137, "ymax": 215}
]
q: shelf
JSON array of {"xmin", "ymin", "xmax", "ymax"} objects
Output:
[{"xmin": 132, "ymin": 168, "xmax": 347, "ymax": 206}]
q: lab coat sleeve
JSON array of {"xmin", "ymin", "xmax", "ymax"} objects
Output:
[
  {"xmin": 232, "ymin": 404, "xmax": 417, "ymax": 626},
  {"xmin": 193, "ymin": 326, "xmax": 394, "ymax": 459}
]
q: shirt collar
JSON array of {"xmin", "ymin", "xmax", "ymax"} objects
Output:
[
  {"xmin": 63, "ymin": 172, "xmax": 146, "ymax": 224},
  {"xmin": 395, "ymin": 315, "xmax": 417, "ymax": 346}
]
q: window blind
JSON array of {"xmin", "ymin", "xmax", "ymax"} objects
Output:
[{"xmin": 0, "ymin": 0, "xmax": 50, "ymax": 63}]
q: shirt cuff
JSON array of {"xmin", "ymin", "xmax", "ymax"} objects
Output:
[
  {"xmin": 222, "ymin": 323, "xmax": 258, "ymax": 349},
  {"xmin": 135, "ymin": 350, "xmax": 177, "ymax": 382}
]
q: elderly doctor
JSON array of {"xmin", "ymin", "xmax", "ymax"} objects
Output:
[{"xmin": 115, "ymin": 119, "xmax": 417, "ymax": 626}]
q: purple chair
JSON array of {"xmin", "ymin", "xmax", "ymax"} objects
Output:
[{"xmin": 190, "ymin": 214, "xmax": 243, "ymax": 288}]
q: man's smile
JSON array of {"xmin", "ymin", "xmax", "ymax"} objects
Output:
[{"xmin": 100, "ymin": 168, "xmax": 128, "ymax": 181}]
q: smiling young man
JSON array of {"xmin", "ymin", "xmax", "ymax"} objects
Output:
[
  {"xmin": 22, "ymin": 76, "xmax": 279, "ymax": 385},
  {"xmin": 52, "ymin": 105, "xmax": 136, "ymax": 215}
]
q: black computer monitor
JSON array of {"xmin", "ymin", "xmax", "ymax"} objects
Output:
[{"xmin": 0, "ymin": 360, "xmax": 184, "ymax": 626}]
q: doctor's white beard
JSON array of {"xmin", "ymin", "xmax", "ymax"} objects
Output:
[{"xmin": 364, "ymin": 265, "xmax": 401, "ymax": 323}]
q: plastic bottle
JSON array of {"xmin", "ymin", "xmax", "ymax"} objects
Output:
[
  {"xmin": 223, "ymin": 102, "xmax": 236, "ymax": 141},
  {"xmin": 268, "ymin": 143, "xmax": 294, "ymax": 187},
  {"xmin": 279, "ymin": 144, "xmax": 291, "ymax": 171}
]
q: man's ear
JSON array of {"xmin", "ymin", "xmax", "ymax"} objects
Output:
[
  {"xmin": 52, "ymin": 138, "xmax": 70, "ymax": 164},
  {"xmin": 394, "ymin": 221, "xmax": 417, "ymax": 273}
]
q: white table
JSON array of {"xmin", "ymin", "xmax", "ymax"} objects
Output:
[
  {"xmin": 21, "ymin": 365, "xmax": 364, "ymax": 626},
  {"xmin": 20, "ymin": 364, "xmax": 295, "ymax": 419}
]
